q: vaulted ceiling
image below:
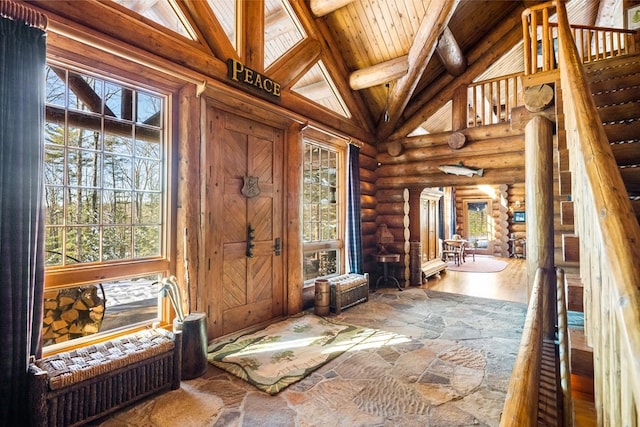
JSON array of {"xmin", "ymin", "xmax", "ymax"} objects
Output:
[{"xmin": 32, "ymin": 0, "xmax": 623, "ymax": 144}]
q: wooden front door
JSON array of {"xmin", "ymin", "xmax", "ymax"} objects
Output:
[{"xmin": 206, "ymin": 107, "xmax": 284, "ymax": 337}]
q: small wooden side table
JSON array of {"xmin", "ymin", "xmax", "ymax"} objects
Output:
[{"xmin": 374, "ymin": 253, "xmax": 402, "ymax": 292}]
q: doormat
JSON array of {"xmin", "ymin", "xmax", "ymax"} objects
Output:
[
  {"xmin": 447, "ymin": 256, "xmax": 508, "ymax": 273},
  {"xmin": 207, "ymin": 314, "xmax": 375, "ymax": 395}
]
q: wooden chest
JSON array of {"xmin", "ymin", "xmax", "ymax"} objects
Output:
[{"xmin": 328, "ymin": 273, "xmax": 369, "ymax": 314}]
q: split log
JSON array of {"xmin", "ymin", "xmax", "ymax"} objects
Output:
[
  {"xmin": 524, "ymin": 84, "xmax": 554, "ymax": 113},
  {"xmin": 42, "ymin": 285, "xmax": 106, "ymax": 346},
  {"xmin": 447, "ymin": 132, "xmax": 466, "ymax": 149},
  {"xmin": 387, "ymin": 140, "xmax": 403, "ymax": 157}
]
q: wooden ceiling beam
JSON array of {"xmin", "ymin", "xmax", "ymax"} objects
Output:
[
  {"xmin": 389, "ymin": 5, "xmax": 525, "ymax": 140},
  {"xmin": 349, "ymin": 23, "xmax": 465, "ymax": 91},
  {"xmin": 349, "ymin": 55, "xmax": 409, "ymax": 91},
  {"xmin": 239, "ymin": 0, "xmax": 264, "ymax": 70},
  {"xmin": 309, "ymin": 0, "xmax": 356, "ymax": 17},
  {"xmin": 266, "ymin": 38, "xmax": 322, "ymax": 88},
  {"xmin": 435, "ymin": 27, "xmax": 467, "ymax": 77},
  {"xmin": 178, "ymin": 0, "xmax": 238, "ymax": 61},
  {"xmin": 289, "ymin": 0, "xmax": 376, "ymax": 135},
  {"xmin": 376, "ymin": 0, "xmax": 459, "ymax": 141}
]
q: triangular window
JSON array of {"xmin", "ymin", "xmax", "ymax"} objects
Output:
[
  {"xmin": 207, "ymin": 0, "xmax": 236, "ymax": 50},
  {"xmin": 112, "ymin": 0, "xmax": 196, "ymax": 40},
  {"xmin": 264, "ymin": 0, "xmax": 305, "ymax": 68},
  {"xmin": 292, "ymin": 61, "xmax": 351, "ymax": 118}
]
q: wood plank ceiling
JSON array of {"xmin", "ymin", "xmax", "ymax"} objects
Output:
[{"xmin": 62, "ymin": 0, "xmax": 620, "ymax": 143}]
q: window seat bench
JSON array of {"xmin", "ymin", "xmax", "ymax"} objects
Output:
[{"xmin": 28, "ymin": 328, "xmax": 182, "ymax": 427}]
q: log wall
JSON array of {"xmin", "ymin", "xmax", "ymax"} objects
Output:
[{"xmin": 376, "ymin": 123, "xmax": 525, "ymax": 190}]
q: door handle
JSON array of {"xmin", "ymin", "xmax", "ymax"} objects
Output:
[{"xmin": 274, "ymin": 237, "xmax": 281, "ymax": 256}]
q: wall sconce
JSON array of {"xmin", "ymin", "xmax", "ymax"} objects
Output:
[{"xmin": 515, "ymin": 200, "xmax": 522, "ymax": 208}]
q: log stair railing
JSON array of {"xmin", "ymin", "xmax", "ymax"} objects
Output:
[
  {"xmin": 500, "ymin": 267, "xmax": 569, "ymax": 426},
  {"xmin": 466, "ymin": 72, "xmax": 524, "ymax": 128},
  {"xmin": 506, "ymin": 1, "xmax": 640, "ymax": 426},
  {"xmin": 522, "ymin": 3, "xmax": 638, "ymax": 76}
]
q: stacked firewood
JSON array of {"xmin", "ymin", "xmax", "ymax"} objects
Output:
[{"xmin": 42, "ymin": 285, "xmax": 106, "ymax": 345}]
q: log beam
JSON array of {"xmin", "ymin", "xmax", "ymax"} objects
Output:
[
  {"xmin": 309, "ymin": 0, "xmax": 356, "ymax": 17},
  {"xmin": 376, "ymin": 0, "xmax": 459, "ymax": 140},
  {"xmin": 348, "ymin": 25, "xmax": 463, "ymax": 91},
  {"xmin": 387, "ymin": 5, "xmax": 525, "ymax": 140},
  {"xmin": 349, "ymin": 56, "xmax": 409, "ymax": 91},
  {"xmin": 288, "ymin": 0, "xmax": 376, "ymax": 133},
  {"xmin": 376, "ymin": 168, "xmax": 524, "ymax": 189},
  {"xmin": 266, "ymin": 38, "xmax": 322, "ymax": 88},
  {"xmin": 178, "ymin": 0, "xmax": 238, "ymax": 62},
  {"xmin": 239, "ymin": 0, "xmax": 264, "ymax": 69},
  {"xmin": 377, "ymin": 136, "xmax": 525, "ymax": 166},
  {"xmin": 435, "ymin": 27, "xmax": 467, "ymax": 77},
  {"xmin": 376, "ymin": 151, "xmax": 524, "ymax": 178}
]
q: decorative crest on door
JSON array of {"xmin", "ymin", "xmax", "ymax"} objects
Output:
[{"xmin": 241, "ymin": 176, "xmax": 261, "ymax": 198}]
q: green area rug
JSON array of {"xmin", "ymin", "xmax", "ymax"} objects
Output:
[{"xmin": 207, "ymin": 314, "xmax": 375, "ymax": 395}]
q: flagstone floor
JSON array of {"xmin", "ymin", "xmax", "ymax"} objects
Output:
[{"xmin": 95, "ymin": 265, "xmax": 529, "ymax": 427}]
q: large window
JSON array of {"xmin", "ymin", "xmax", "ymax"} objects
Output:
[
  {"xmin": 302, "ymin": 139, "xmax": 344, "ymax": 283},
  {"xmin": 464, "ymin": 199, "xmax": 493, "ymax": 253},
  {"xmin": 43, "ymin": 63, "xmax": 169, "ymax": 349}
]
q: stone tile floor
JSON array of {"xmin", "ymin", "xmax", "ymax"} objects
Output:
[{"xmin": 96, "ymin": 287, "xmax": 527, "ymax": 427}]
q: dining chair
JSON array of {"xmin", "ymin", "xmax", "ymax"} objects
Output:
[{"xmin": 442, "ymin": 240, "xmax": 461, "ymax": 266}]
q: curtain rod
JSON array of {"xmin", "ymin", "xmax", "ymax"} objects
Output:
[
  {"xmin": 1, "ymin": 0, "xmax": 48, "ymax": 30},
  {"xmin": 301, "ymin": 121, "xmax": 363, "ymax": 148}
]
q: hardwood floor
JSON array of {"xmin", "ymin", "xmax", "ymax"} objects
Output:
[{"xmin": 422, "ymin": 256, "xmax": 528, "ymax": 304}]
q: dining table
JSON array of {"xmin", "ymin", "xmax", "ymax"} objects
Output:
[{"xmin": 443, "ymin": 239, "xmax": 468, "ymax": 263}]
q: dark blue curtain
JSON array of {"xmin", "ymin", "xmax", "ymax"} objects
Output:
[
  {"xmin": 347, "ymin": 144, "xmax": 363, "ymax": 274},
  {"xmin": 0, "ymin": 14, "xmax": 46, "ymax": 424},
  {"xmin": 450, "ymin": 187, "xmax": 456, "ymax": 238}
]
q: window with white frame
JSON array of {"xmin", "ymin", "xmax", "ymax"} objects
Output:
[
  {"xmin": 42, "ymin": 63, "xmax": 170, "ymax": 349},
  {"xmin": 302, "ymin": 139, "xmax": 344, "ymax": 283}
]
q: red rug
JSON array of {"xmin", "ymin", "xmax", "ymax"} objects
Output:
[{"xmin": 446, "ymin": 256, "xmax": 508, "ymax": 273}]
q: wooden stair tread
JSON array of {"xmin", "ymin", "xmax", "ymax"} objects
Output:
[
  {"xmin": 583, "ymin": 54, "xmax": 640, "ymax": 75},
  {"xmin": 565, "ymin": 273, "xmax": 583, "ymax": 312},
  {"xmin": 562, "ymin": 235, "xmax": 580, "ymax": 263},
  {"xmin": 611, "ymin": 141, "xmax": 640, "ymax": 167},
  {"xmin": 621, "ymin": 167, "xmax": 640, "ymax": 191},
  {"xmin": 632, "ymin": 199, "xmax": 640, "ymax": 218},
  {"xmin": 593, "ymin": 86, "xmax": 640, "ymax": 108},
  {"xmin": 603, "ymin": 119, "xmax": 640, "ymax": 143},
  {"xmin": 589, "ymin": 72, "xmax": 640, "ymax": 94},
  {"xmin": 573, "ymin": 393, "xmax": 597, "ymax": 427},
  {"xmin": 597, "ymin": 101, "xmax": 640, "ymax": 123},
  {"xmin": 569, "ymin": 328, "xmax": 594, "ymax": 378}
]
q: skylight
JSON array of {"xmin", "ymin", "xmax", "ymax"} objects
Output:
[
  {"xmin": 207, "ymin": 0, "xmax": 236, "ymax": 49},
  {"xmin": 292, "ymin": 61, "xmax": 351, "ymax": 118},
  {"xmin": 264, "ymin": 0, "xmax": 305, "ymax": 68},
  {"xmin": 112, "ymin": 0, "xmax": 196, "ymax": 40}
]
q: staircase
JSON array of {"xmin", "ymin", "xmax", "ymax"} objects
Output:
[
  {"xmin": 559, "ymin": 53, "xmax": 640, "ymax": 425},
  {"xmin": 587, "ymin": 53, "xmax": 640, "ymax": 223}
]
